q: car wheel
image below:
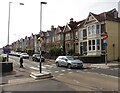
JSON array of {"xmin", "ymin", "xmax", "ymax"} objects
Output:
[
  {"xmin": 32, "ymin": 59, "xmax": 34, "ymax": 61},
  {"xmin": 56, "ymin": 62, "xmax": 60, "ymax": 67},
  {"xmin": 67, "ymin": 64, "xmax": 71, "ymax": 69}
]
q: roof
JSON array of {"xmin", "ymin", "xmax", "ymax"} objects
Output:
[
  {"xmin": 91, "ymin": 8, "xmax": 120, "ymax": 22},
  {"xmin": 78, "ymin": 8, "xmax": 120, "ymax": 28},
  {"xmin": 68, "ymin": 21, "xmax": 80, "ymax": 30},
  {"xmin": 58, "ymin": 26, "xmax": 65, "ymax": 31}
]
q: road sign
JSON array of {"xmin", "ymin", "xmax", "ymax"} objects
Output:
[
  {"xmin": 103, "ymin": 40, "xmax": 107, "ymax": 47},
  {"xmin": 40, "ymin": 38, "xmax": 43, "ymax": 43},
  {"xmin": 103, "ymin": 34, "xmax": 108, "ymax": 40}
]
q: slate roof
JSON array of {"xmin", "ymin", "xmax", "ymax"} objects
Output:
[{"xmin": 91, "ymin": 8, "xmax": 120, "ymax": 22}]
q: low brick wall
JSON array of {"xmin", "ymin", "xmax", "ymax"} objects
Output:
[
  {"xmin": 0, "ymin": 62, "xmax": 13, "ymax": 73},
  {"xmin": 79, "ymin": 55, "xmax": 105, "ymax": 63}
]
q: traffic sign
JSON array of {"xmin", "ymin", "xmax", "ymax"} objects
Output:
[
  {"xmin": 40, "ymin": 38, "xmax": 43, "ymax": 43},
  {"xmin": 103, "ymin": 34, "xmax": 108, "ymax": 40},
  {"xmin": 103, "ymin": 40, "xmax": 107, "ymax": 47}
]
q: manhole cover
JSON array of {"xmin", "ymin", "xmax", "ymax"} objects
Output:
[{"xmin": 14, "ymin": 74, "xmax": 24, "ymax": 77}]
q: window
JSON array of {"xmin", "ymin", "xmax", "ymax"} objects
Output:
[
  {"xmin": 88, "ymin": 26, "xmax": 91, "ymax": 36},
  {"xmin": 101, "ymin": 24, "xmax": 105, "ymax": 33},
  {"xmin": 88, "ymin": 25, "xmax": 97, "ymax": 36},
  {"xmin": 92, "ymin": 40, "xmax": 95, "ymax": 50},
  {"xmin": 97, "ymin": 39, "xmax": 100, "ymax": 50},
  {"xmin": 89, "ymin": 40, "xmax": 92, "ymax": 51},
  {"xmin": 92, "ymin": 25, "xmax": 95, "ymax": 35},
  {"xmin": 66, "ymin": 33, "xmax": 70, "ymax": 40},
  {"xmin": 96, "ymin": 24, "xmax": 100, "ymax": 34},
  {"xmin": 75, "ymin": 31, "xmax": 78, "ymax": 39},
  {"xmin": 80, "ymin": 30, "xmax": 83, "ymax": 40},
  {"xmin": 58, "ymin": 34, "xmax": 61, "ymax": 41}
]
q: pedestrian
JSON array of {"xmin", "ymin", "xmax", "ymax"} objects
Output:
[{"xmin": 19, "ymin": 56, "xmax": 24, "ymax": 68}]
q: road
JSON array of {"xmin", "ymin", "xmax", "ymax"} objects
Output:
[{"xmin": 2, "ymin": 56, "xmax": 119, "ymax": 92}]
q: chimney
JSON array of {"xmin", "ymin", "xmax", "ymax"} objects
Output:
[
  {"xmin": 70, "ymin": 18, "xmax": 73, "ymax": 23},
  {"xmin": 51, "ymin": 25, "xmax": 54, "ymax": 30}
]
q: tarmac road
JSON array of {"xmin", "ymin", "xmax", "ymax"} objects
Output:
[
  {"xmin": 2, "ymin": 79, "xmax": 77, "ymax": 92},
  {"xmin": 1, "ymin": 56, "xmax": 119, "ymax": 92}
]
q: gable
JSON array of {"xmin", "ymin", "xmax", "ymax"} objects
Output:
[
  {"xmin": 84, "ymin": 12, "xmax": 98, "ymax": 25},
  {"xmin": 63, "ymin": 24, "xmax": 71, "ymax": 32},
  {"xmin": 56, "ymin": 27, "xmax": 61, "ymax": 34}
]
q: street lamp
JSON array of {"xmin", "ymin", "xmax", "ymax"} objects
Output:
[
  {"xmin": 39, "ymin": 1, "xmax": 47, "ymax": 73},
  {"xmin": 7, "ymin": 2, "xmax": 24, "ymax": 62}
]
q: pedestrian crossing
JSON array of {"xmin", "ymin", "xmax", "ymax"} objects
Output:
[{"xmin": 29, "ymin": 64, "xmax": 74, "ymax": 76}]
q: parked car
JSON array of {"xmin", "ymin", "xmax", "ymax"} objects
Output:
[
  {"xmin": 55, "ymin": 56, "xmax": 83, "ymax": 69},
  {"xmin": 20, "ymin": 53, "xmax": 29, "ymax": 59},
  {"xmin": 32, "ymin": 54, "xmax": 45, "ymax": 62}
]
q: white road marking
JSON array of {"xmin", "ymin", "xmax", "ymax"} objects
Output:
[
  {"xmin": 61, "ymin": 70, "xmax": 65, "ymax": 72},
  {"xmin": 73, "ymin": 79, "xmax": 80, "ymax": 84},
  {"xmin": 59, "ymin": 73, "xmax": 64, "ymax": 76},
  {"xmin": 67, "ymin": 69, "xmax": 71, "ymax": 70},
  {"xmin": 30, "ymin": 67, "xmax": 39, "ymax": 70},
  {"xmin": 42, "ymin": 66, "xmax": 47, "ymax": 69},
  {"xmin": 44, "ymin": 65, "xmax": 53, "ymax": 68},
  {"xmin": 37, "ymin": 65, "xmax": 47, "ymax": 69},
  {"xmin": 76, "ymin": 70, "xmax": 82, "ymax": 72},
  {"xmin": 68, "ymin": 72, "xmax": 73, "ymax": 74},
  {"xmin": 55, "ymin": 71, "xmax": 59, "ymax": 73}
]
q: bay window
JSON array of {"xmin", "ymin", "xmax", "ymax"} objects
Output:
[{"xmin": 80, "ymin": 30, "xmax": 83, "ymax": 40}]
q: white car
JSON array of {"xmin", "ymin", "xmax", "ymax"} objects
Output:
[
  {"xmin": 20, "ymin": 53, "xmax": 29, "ymax": 59},
  {"xmin": 55, "ymin": 56, "xmax": 83, "ymax": 69}
]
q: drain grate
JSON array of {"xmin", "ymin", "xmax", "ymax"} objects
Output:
[{"xmin": 14, "ymin": 74, "xmax": 24, "ymax": 77}]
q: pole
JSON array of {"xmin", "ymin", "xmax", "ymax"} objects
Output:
[
  {"xmin": 105, "ymin": 46, "xmax": 107, "ymax": 65},
  {"xmin": 7, "ymin": 2, "xmax": 11, "ymax": 62},
  {"xmin": 39, "ymin": 2, "xmax": 42, "ymax": 73},
  {"xmin": 39, "ymin": 2, "xmax": 47, "ymax": 73},
  {"xmin": 7, "ymin": 2, "xmax": 24, "ymax": 62}
]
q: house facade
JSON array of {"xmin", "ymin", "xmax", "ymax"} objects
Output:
[
  {"xmin": 63, "ymin": 18, "xmax": 80, "ymax": 55},
  {"xmin": 78, "ymin": 9, "xmax": 120, "ymax": 62},
  {"xmin": 10, "ymin": 8, "xmax": 120, "ymax": 62}
]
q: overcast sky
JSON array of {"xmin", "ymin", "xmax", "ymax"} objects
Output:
[{"xmin": 0, "ymin": 0, "xmax": 119, "ymax": 48}]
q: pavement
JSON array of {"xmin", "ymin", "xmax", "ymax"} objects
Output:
[
  {"xmin": 1, "ymin": 58, "xmax": 119, "ymax": 86},
  {"xmin": 46, "ymin": 59, "xmax": 120, "ymax": 69}
]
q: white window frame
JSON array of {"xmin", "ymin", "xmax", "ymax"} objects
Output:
[
  {"xmin": 75, "ymin": 31, "xmax": 78, "ymax": 39},
  {"xmin": 96, "ymin": 24, "xmax": 101, "ymax": 34},
  {"xmin": 79, "ymin": 30, "xmax": 83, "ymax": 40},
  {"xmin": 87, "ymin": 24, "xmax": 96, "ymax": 36}
]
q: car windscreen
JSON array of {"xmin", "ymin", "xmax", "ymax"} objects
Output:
[
  {"xmin": 22, "ymin": 53, "xmax": 28, "ymax": 55},
  {"xmin": 66, "ymin": 56, "xmax": 74, "ymax": 60}
]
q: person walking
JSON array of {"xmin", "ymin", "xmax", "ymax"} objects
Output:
[{"xmin": 19, "ymin": 56, "xmax": 24, "ymax": 68}]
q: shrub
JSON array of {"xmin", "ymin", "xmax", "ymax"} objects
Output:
[{"xmin": 49, "ymin": 47, "xmax": 62, "ymax": 56}]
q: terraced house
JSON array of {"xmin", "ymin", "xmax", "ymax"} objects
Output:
[
  {"xmin": 78, "ymin": 8, "xmax": 120, "ymax": 62},
  {"xmin": 11, "ymin": 8, "xmax": 120, "ymax": 62}
]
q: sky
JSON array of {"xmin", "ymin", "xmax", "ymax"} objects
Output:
[{"xmin": 0, "ymin": 0, "xmax": 120, "ymax": 48}]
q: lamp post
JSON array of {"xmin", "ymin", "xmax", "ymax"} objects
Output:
[
  {"xmin": 7, "ymin": 2, "xmax": 24, "ymax": 62},
  {"xmin": 39, "ymin": 2, "xmax": 47, "ymax": 73}
]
